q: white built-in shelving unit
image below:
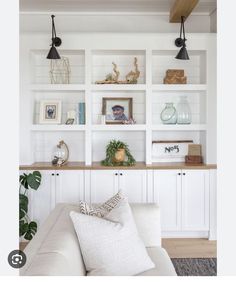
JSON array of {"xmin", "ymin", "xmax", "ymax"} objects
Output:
[{"xmin": 20, "ymin": 33, "xmax": 216, "ymax": 166}]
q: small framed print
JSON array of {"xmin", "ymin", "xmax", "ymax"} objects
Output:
[
  {"xmin": 39, "ymin": 100, "xmax": 62, "ymax": 124},
  {"xmin": 102, "ymin": 97, "xmax": 133, "ymax": 124}
]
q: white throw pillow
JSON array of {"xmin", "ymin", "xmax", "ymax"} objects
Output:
[{"xmin": 70, "ymin": 197, "xmax": 154, "ymax": 276}]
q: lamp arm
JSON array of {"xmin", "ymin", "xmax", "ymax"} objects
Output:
[{"xmin": 182, "ymin": 16, "xmax": 186, "ymax": 41}]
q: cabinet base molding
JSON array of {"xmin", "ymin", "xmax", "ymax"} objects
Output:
[{"xmin": 162, "ymin": 231, "xmax": 209, "ymax": 239}]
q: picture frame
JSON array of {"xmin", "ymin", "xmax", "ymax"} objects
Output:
[
  {"xmin": 39, "ymin": 100, "xmax": 62, "ymax": 124},
  {"xmin": 102, "ymin": 97, "xmax": 133, "ymax": 124}
]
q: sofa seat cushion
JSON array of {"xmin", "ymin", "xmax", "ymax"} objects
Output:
[{"xmin": 138, "ymin": 247, "xmax": 177, "ymax": 276}]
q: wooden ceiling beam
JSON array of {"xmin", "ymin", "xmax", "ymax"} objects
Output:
[{"xmin": 169, "ymin": 0, "xmax": 199, "ymax": 23}]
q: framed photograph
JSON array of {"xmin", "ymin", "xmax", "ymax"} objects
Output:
[
  {"xmin": 102, "ymin": 97, "xmax": 133, "ymax": 124},
  {"xmin": 39, "ymin": 100, "xmax": 62, "ymax": 124}
]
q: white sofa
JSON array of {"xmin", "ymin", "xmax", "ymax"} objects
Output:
[{"xmin": 20, "ymin": 203, "xmax": 177, "ymax": 276}]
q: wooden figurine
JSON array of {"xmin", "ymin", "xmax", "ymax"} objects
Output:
[
  {"xmin": 96, "ymin": 62, "xmax": 120, "ymax": 84},
  {"xmin": 125, "ymin": 57, "xmax": 140, "ymax": 84},
  {"xmin": 95, "ymin": 57, "xmax": 140, "ymax": 84}
]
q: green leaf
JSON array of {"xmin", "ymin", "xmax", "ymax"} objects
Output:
[
  {"xmin": 19, "ymin": 174, "xmax": 28, "ymax": 189},
  {"xmin": 19, "ymin": 221, "xmax": 28, "ymax": 237},
  {"xmin": 19, "ymin": 194, "xmax": 28, "ymax": 206},
  {"xmin": 24, "ymin": 221, "xmax": 37, "ymax": 241},
  {"xmin": 19, "ymin": 209, "xmax": 26, "ymax": 220},
  {"xmin": 27, "ymin": 171, "xmax": 42, "ymax": 190}
]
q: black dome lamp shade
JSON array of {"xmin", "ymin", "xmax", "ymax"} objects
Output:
[
  {"xmin": 175, "ymin": 16, "xmax": 189, "ymax": 60},
  {"xmin": 47, "ymin": 15, "xmax": 62, "ymax": 59}
]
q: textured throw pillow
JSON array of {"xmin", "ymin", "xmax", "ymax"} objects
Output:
[
  {"xmin": 79, "ymin": 190, "xmax": 124, "ymax": 218},
  {"xmin": 70, "ymin": 196, "xmax": 154, "ymax": 276}
]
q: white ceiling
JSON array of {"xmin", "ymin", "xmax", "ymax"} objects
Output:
[{"xmin": 20, "ymin": 0, "xmax": 216, "ymax": 15}]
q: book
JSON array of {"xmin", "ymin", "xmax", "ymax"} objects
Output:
[{"xmin": 78, "ymin": 102, "xmax": 85, "ymax": 125}]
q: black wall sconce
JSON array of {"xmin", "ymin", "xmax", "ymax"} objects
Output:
[
  {"xmin": 175, "ymin": 16, "xmax": 189, "ymax": 60},
  {"xmin": 47, "ymin": 15, "xmax": 62, "ymax": 59}
]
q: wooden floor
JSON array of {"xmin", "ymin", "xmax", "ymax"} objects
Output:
[{"xmin": 162, "ymin": 238, "xmax": 217, "ymax": 258}]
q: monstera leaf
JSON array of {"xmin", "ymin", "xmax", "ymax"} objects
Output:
[
  {"xmin": 19, "ymin": 220, "xmax": 28, "ymax": 237},
  {"xmin": 19, "ymin": 173, "xmax": 28, "ymax": 189},
  {"xmin": 19, "ymin": 171, "xmax": 41, "ymax": 240},
  {"xmin": 19, "ymin": 194, "xmax": 28, "ymax": 219},
  {"xmin": 27, "ymin": 171, "xmax": 41, "ymax": 190},
  {"xmin": 24, "ymin": 221, "xmax": 37, "ymax": 240}
]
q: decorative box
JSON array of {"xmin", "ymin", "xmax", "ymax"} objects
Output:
[{"xmin": 152, "ymin": 140, "xmax": 193, "ymax": 162}]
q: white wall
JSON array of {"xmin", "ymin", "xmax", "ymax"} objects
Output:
[{"xmin": 20, "ymin": 14, "xmax": 212, "ymax": 33}]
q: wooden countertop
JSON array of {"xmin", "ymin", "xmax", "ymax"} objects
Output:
[{"xmin": 20, "ymin": 162, "xmax": 217, "ymax": 171}]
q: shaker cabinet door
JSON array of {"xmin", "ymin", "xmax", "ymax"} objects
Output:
[
  {"xmin": 153, "ymin": 170, "xmax": 182, "ymax": 231},
  {"xmin": 181, "ymin": 170, "xmax": 210, "ymax": 231},
  {"xmin": 29, "ymin": 170, "xmax": 55, "ymax": 227},
  {"xmin": 90, "ymin": 170, "xmax": 118, "ymax": 203},
  {"xmin": 55, "ymin": 170, "xmax": 84, "ymax": 204},
  {"xmin": 118, "ymin": 170, "xmax": 147, "ymax": 203}
]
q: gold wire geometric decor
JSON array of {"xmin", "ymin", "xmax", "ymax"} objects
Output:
[{"xmin": 49, "ymin": 56, "xmax": 71, "ymax": 84}]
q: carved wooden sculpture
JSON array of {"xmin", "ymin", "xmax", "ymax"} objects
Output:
[{"xmin": 125, "ymin": 57, "xmax": 140, "ymax": 84}]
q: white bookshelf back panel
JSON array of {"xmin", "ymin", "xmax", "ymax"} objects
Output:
[
  {"xmin": 152, "ymin": 91, "xmax": 206, "ymax": 124},
  {"xmin": 152, "ymin": 50, "xmax": 206, "ymax": 84},
  {"xmin": 92, "ymin": 91, "xmax": 145, "ymax": 124},
  {"xmin": 92, "ymin": 131, "xmax": 145, "ymax": 162},
  {"xmin": 31, "ymin": 50, "xmax": 85, "ymax": 84},
  {"xmin": 33, "ymin": 91, "xmax": 85, "ymax": 124},
  {"xmin": 92, "ymin": 50, "xmax": 145, "ymax": 84},
  {"xmin": 32, "ymin": 132, "xmax": 85, "ymax": 162}
]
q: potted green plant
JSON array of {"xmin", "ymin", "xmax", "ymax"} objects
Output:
[
  {"xmin": 101, "ymin": 140, "xmax": 136, "ymax": 166},
  {"xmin": 19, "ymin": 171, "xmax": 42, "ymax": 240}
]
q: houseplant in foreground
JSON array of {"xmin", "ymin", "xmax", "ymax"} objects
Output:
[
  {"xmin": 19, "ymin": 171, "xmax": 42, "ymax": 240},
  {"xmin": 101, "ymin": 140, "xmax": 136, "ymax": 166}
]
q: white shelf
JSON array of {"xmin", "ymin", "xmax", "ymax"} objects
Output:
[
  {"xmin": 92, "ymin": 124, "xmax": 146, "ymax": 131},
  {"xmin": 152, "ymin": 124, "xmax": 207, "ymax": 131},
  {"xmin": 30, "ymin": 84, "xmax": 86, "ymax": 91},
  {"xmin": 152, "ymin": 84, "xmax": 207, "ymax": 91},
  {"xmin": 91, "ymin": 84, "xmax": 146, "ymax": 91},
  {"xmin": 31, "ymin": 125, "xmax": 86, "ymax": 131}
]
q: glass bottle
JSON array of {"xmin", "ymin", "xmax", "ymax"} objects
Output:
[
  {"xmin": 160, "ymin": 103, "xmax": 177, "ymax": 124},
  {"xmin": 176, "ymin": 96, "xmax": 192, "ymax": 124}
]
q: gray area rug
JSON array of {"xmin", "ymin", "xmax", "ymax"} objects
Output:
[{"xmin": 171, "ymin": 258, "xmax": 217, "ymax": 276}]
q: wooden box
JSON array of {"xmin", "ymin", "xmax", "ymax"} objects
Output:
[
  {"xmin": 166, "ymin": 69, "xmax": 184, "ymax": 77},
  {"xmin": 185, "ymin": 155, "xmax": 203, "ymax": 164},
  {"xmin": 152, "ymin": 140, "xmax": 193, "ymax": 162},
  {"xmin": 164, "ymin": 76, "xmax": 187, "ymax": 84}
]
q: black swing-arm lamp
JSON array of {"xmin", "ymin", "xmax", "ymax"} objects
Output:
[
  {"xmin": 47, "ymin": 15, "xmax": 62, "ymax": 59},
  {"xmin": 175, "ymin": 16, "xmax": 189, "ymax": 60}
]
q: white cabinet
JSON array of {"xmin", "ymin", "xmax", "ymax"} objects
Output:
[
  {"xmin": 21, "ymin": 168, "xmax": 215, "ymax": 238},
  {"xmin": 153, "ymin": 170, "xmax": 181, "ymax": 231},
  {"xmin": 24, "ymin": 170, "xmax": 84, "ymax": 227},
  {"xmin": 181, "ymin": 170, "xmax": 209, "ymax": 231},
  {"xmin": 90, "ymin": 170, "xmax": 147, "ymax": 203},
  {"xmin": 119, "ymin": 170, "xmax": 147, "ymax": 203},
  {"xmin": 55, "ymin": 170, "xmax": 84, "ymax": 204},
  {"xmin": 29, "ymin": 170, "xmax": 55, "ymax": 227},
  {"xmin": 90, "ymin": 170, "xmax": 118, "ymax": 203},
  {"xmin": 154, "ymin": 169, "xmax": 210, "ymax": 235}
]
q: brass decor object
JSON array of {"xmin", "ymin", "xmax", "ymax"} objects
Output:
[
  {"xmin": 96, "ymin": 57, "xmax": 140, "ymax": 84},
  {"xmin": 52, "ymin": 140, "xmax": 69, "ymax": 166}
]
